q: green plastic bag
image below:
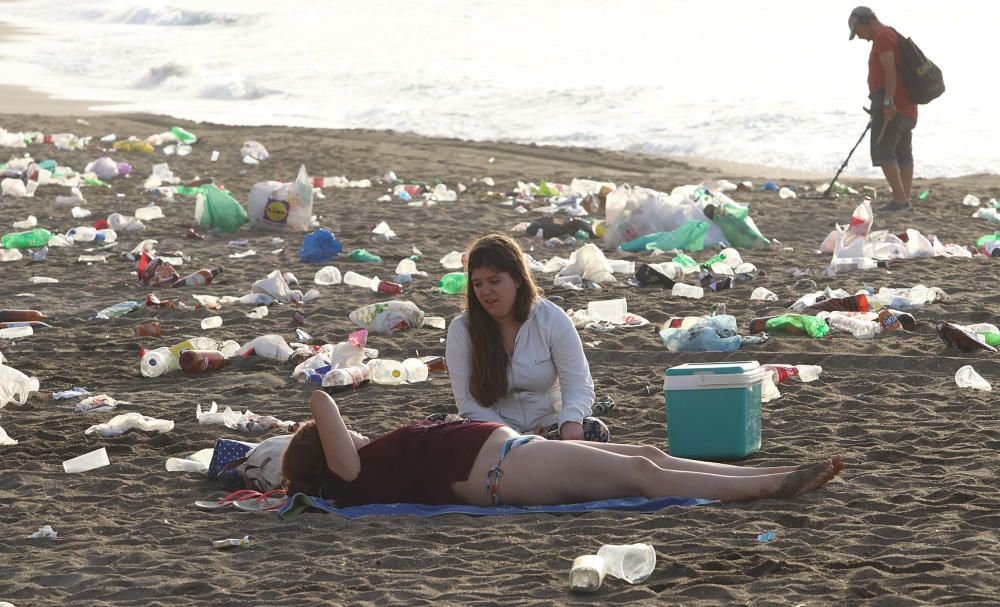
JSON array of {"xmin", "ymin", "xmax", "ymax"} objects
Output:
[
  {"xmin": 975, "ymin": 232, "xmax": 1000, "ymax": 246},
  {"xmin": 709, "ymin": 202, "xmax": 770, "ymax": 249},
  {"xmin": 619, "ymin": 220, "xmax": 709, "ymax": 253},
  {"xmin": 195, "ymin": 185, "xmax": 248, "ymax": 233}
]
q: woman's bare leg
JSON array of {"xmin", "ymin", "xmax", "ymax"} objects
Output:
[
  {"xmin": 571, "ymin": 442, "xmax": 805, "ymax": 475},
  {"xmin": 492, "ymin": 442, "xmax": 842, "ymax": 505}
]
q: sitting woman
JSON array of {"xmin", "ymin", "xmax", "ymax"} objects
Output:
[
  {"xmin": 445, "ymin": 233, "xmax": 606, "ymax": 442},
  {"xmin": 282, "ymin": 391, "xmax": 843, "ymax": 507}
]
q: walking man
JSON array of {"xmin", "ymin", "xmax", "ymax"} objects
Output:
[{"xmin": 849, "ymin": 6, "xmax": 917, "ymax": 212}]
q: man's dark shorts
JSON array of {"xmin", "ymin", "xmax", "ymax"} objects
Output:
[{"xmin": 870, "ymin": 90, "xmax": 917, "ymax": 167}]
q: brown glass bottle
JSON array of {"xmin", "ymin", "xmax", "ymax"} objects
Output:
[
  {"xmin": 0, "ymin": 309, "xmax": 46, "ymax": 323},
  {"xmin": 936, "ymin": 322, "xmax": 998, "ymax": 353},
  {"xmin": 179, "ymin": 349, "xmax": 228, "ymax": 373}
]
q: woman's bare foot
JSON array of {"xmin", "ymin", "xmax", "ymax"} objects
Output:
[{"xmin": 772, "ymin": 456, "xmax": 843, "ymax": 499}]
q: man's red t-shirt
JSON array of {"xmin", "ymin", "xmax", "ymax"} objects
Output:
[{"xmin": 867, "ymin": 26, "xmax": 918, "ymax": 118}]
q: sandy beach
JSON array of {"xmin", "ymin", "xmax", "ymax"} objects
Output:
[{"xmin": 1, "ymin": 105, "xmax": 999, "ymax": 607}]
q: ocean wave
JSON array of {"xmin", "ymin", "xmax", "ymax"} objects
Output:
[
  {"xmin": 135, "ymin": 62, "xmax": 188, "ymax": 89},
  {"xmin": 198, "ymin": 81, "xmax": 279, "ymax": 100},
  {"xmin": 104, "ymin": 6, "xmax": 253, "ymax": 27}
]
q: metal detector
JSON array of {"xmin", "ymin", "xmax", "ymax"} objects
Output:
[{"xmin": 800, "ymin": 109, "xmax": 873, "ymax": 200}]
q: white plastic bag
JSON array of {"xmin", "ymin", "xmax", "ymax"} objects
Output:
[
  {"xmin": 247, "ymin": 165, "xmax": 313, "ymax": 232},
  {"xmin": 84, "ymin": 413, "xmax": 174, "ymax": 437},
  {"xmin": 0, "ymin": 364, "xmax": 40, "ymax": 409},
  {"xmin": 349, "ymin": 301, "xmax": 425, "ymax": 334}
]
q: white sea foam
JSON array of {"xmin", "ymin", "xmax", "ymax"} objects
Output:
[{"xmin": 0, "ymin": 0, "xmax": 995, "ymax": 178}]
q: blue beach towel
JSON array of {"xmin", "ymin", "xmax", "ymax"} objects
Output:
[{"xmin": 278, "ymin": 493, "xmax": 713, "ymax": 520}]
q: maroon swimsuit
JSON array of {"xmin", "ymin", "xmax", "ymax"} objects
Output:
[{"xmin": 321, "ymin": 420, "xmax": 504, "ymax": 506}]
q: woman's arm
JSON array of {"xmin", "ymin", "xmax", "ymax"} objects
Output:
[
  {"xmin": 549, "ymin": 307, "xmax": 596, "ymax": 429},
  {"xmin": 309, "ymin": 390, "xmax": 361, "ymax": 481},
  {"xmin": 446, "ymin": 316, "xmax": 507, "ymax": 424}
]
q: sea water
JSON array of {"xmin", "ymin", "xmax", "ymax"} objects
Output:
[{"xmin": 0, "ymin": 0, "xmax": 994, "ymax": 178}]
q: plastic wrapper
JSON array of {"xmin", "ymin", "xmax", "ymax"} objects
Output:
[
  {"xmin": 84, "ymin": 412, "xmax": 174, "ymax": 437},
  {"xmin": 349, "ymin": 301, "xmax": 425, "ymax": 334}
]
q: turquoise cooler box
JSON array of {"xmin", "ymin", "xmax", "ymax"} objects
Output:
[{"xmin": 663, "ymin": 361, "xmax": 764, "ymax": 460}]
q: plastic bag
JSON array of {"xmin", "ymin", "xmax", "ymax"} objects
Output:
[
  {"xmin": 707, "ymin": 201, "xmax": 770, "ymax": 249},
  {"xmin": 247, "ymin": 165, "xmax": 313, "ymax": 232},
  {"xmin": 0, "ymin": 364, "xmax": 40, "ymax": 409},
  {"xmin": 349, "ymin": 301, "xmax": 425, "ymax": 334},
  {"xmin": 557, "ymin": 243, "xmax": 616, "ymax": 284},
  {"xmin": 84, "ymin": 412, "xmax": 174, "ymax": 437},
  {"xmin": 194, "ymin": 185, "xmax": 248, "ymax": 233},
  {"xmin": 137, "ymin": 253, "xmax": 179, "ymax": 287},
  {"xmin": 619, "ymin": 220, "xmax": 710, "ymax": 253},
  {"xmin": 299, "ymin": 228, "xmax": 343, "ymax": 263}
]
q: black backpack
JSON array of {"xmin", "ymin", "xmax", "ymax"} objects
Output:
[{"xmin": 894, "ymin": 29, "xmax": 945, "ymax": 104}]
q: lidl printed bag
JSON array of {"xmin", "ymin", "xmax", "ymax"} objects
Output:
[{"xmin": 248, "ymin": 165, "xmax": 314, "ymax": 232}]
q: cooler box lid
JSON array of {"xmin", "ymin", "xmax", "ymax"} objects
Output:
[{"xmin": 664, "ymin": 361, "xmax": 763, "ymax": 390}]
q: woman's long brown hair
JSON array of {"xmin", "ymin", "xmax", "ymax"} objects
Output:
[
  {"xmin": 281, "ymin": 420, "xmax": 331, "ymax": 497},
  {"xmin": 464, "ymin": 233, "xmax": 541, "ymax": 406}
]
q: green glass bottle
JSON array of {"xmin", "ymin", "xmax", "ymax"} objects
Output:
[{"xmin": 2, "ymin": 228, "xmax": 53, "ymax": 249}]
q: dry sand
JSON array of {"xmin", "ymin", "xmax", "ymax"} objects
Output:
[{"xmin": 1, "ymin": 111, "xmax": 999, "ymax": 606}]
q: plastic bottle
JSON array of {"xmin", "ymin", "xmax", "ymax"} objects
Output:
[
  {"xmin": 749, "ymin": 315, "xmax": 829, "ymax": 338},
  {"xmin": 803, "ymin": 293, "xmax": 870, "ymax": 313},
  {"xmin": 569, "ymin": 555, "xmax": 607, "ymax": 593},
  {"xmin": 95, "ymin": 301, "xmax": 142, "ymax": 319},
  {"xmin": 438, "ymin": 272, "xmax": 468, "ymax": 294},
  {"xmin": 348, "ymin": 249, "xmax": 382, "ymax": 263},
  {"xmin": 671, "ymin": 283, "xmax": 704, "ymax": 299},
  {"xmin": 671, "ymin": 253, "xmax": 699, "ymax": 274},
  {"xmin": 818, "ymin": 312, "xmax": 878, "ymax": 339},
  {"xmin": 322, "ymin": 364, "xmax": 371, "ymax": 393},
  {"xmin": 343, "ymin": 271, "xmax": 375, "ymax": 289},
  {"xmin": 1, "ymin": 228, "xmax": 53, "ymax": 249},
  {"xmin": 67, "ymin": 226, "xmax": 97, "ymax": 242},
  {"xmin": 402, "ymin": 358, "xmax": 429, "ymax": 383},
  {"xmin": 0, "ymin": 309, "xmax": 46, "ymax": 323},
  {"xmin": 178, "ymin": 350, "xmax": 227, "ymax": 373},
  {"xmin": 763, "ymin": 364, "xmax": 815, "ymax": 384},
  {"xmin": 141, "ymin": 347, "xmax": 180, "ymax": 377},
  {"xmin": 171, "ymin": 267, "xmax": 222, "ymax": 288},
  {"xmin": 367, "ymin": 359, "xmax": 406, "ymax": 385}
]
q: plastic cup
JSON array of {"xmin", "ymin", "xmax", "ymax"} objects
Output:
[
  {"xmin": 596, "ymin": 543, "xmax": 656, "ymax": 584},
  {"xmin": 63, "ymin": 447, "xmax": 110, "ymax": 473}
]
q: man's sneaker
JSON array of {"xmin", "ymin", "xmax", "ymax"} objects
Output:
[{"xmin": 879, "ymin": 200, "xmax": 913, "ymax": 212}]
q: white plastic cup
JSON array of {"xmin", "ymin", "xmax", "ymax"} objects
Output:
[
  {"xmin": 569, "ymin": 554, "xmax": 607, "ymax": 593},
  {"xmin": 596, "ymin": 543, "xmax": 656, "ymax": 584},
  {"xmin": 671, "ymin": 283, "xmax": 704, "ymax": 299},
  {"xmin": 956, "ymin": 365, "xmax": 992, "ymax": 391},
  {"xmin": 402, "ymin": 358, "xmax": 429, "ymax": 383},
  {"xmin": 314, "ymin": 266, "xmax": 342, "ymax": 285},
  {"xmin": 201, "ymin": 316, "xmax": 223, "ymax": 330},
  {"xmin": 63, "ymin": 447, "xmax": 110, "ymax": 473}
]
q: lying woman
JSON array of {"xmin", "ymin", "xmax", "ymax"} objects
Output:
[{"xmin": 281, "ymin": 391, "xmax": 843, "ymax": 507}]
